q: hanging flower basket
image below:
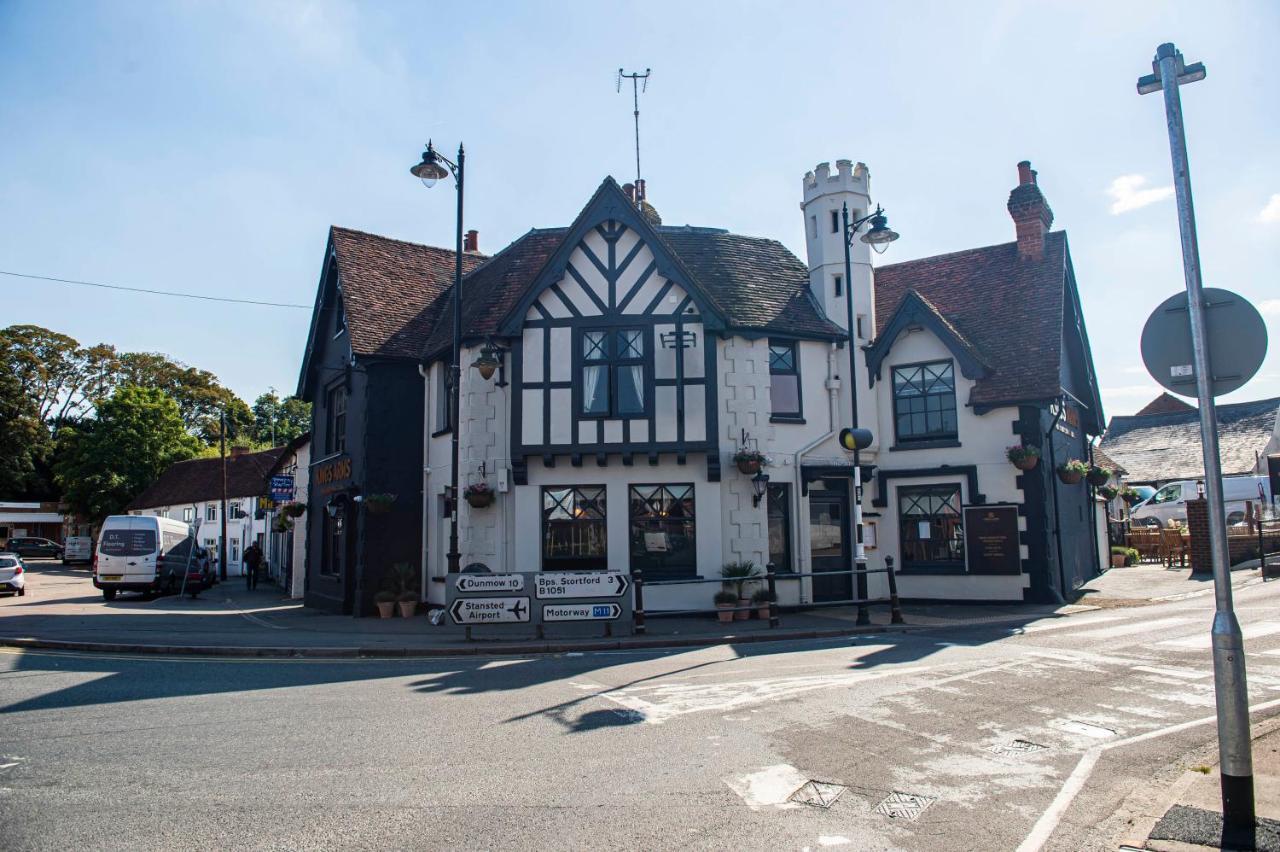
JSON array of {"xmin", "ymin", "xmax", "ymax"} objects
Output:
[
  {"xmin": 733, "ymin": 448, "xmax": 769, "ymax": 475},
  {"xmin": 1056, "ymin": 460, "xmax": 1088, "ymax": 485},
  {"xmin": 1006, "ymin": 444, "xmax": 1041, "ymax": 471},
  {"xmin": 1086, "ymin": 466, "xmax": 1113, "ymax": 487},
  {"xmin": 1120, "ymin": 486, "xmax": 1143, "ymax": 506},
  {"xmin": 1098, "ymin": 485, "xmax": 1119, "ymax": 501},
  {"xmin": 364, "ymin": 493, "xmax": 397, "ymax": 515},
  {"xmin": 284, "ymin": 503, "xmax": 307, "ymax": 518},
  {"xmin": 464, "ymin": 482, "xmax": 495, "ymax": 508}
]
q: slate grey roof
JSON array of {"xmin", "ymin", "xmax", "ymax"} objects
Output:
[{"xmin": 1099, "ymin": 396, "xmax": 1280, "ymax": 484}]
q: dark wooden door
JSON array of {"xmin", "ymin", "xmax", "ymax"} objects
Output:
[{"xmin": 809, "ymin": 492, "xmax": 853, "ymax": 603}]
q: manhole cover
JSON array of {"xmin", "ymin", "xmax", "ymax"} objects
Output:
[
  {"xmin": 989, "ymin": 739, "xmax": 1050, "ymax": 756},
  {"xmin": 874, "ymin": 791, "xmax": 935, "ymax": 821},
  {"xmin": 788, "ymin": 780, "xmax": 847, "ymax": 809}
]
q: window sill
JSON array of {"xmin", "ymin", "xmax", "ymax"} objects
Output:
[
  {"xmin": 890, "ymin": 438, "xmax": 961, "ymax": 451},
  {"xmin": 769, "ymin": 415, "xmax": 806, "ymax": 424},
  {"xmin": 430, "ymin": 427, "xmax": 452, "ymax": 438},
  {"xmin": 896, "ymin": 564, "xmax": 968, "ymax": 576}
]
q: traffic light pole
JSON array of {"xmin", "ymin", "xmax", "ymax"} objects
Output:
[{"xmin": 1138, "ymin": 42, "xmax": 1254, "ymax": 840}]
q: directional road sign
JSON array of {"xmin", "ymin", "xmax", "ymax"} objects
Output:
[
  {"xmin": 455, "ymin": 574, "xmax": 524, "ymax": 593},
  {"xmin": 542, "ymin": 603, "xmax": 623, "ymax": 622},
  {"xmin": 534, "ymin": 572, "xmax": 629, "ymax": 600},
  {"xmin": 449, "ymin": 597, "xmax": 530, "ymax": 625}
]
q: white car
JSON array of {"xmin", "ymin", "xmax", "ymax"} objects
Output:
[{"xmin": 0, "ymin": 553, "xmax": 26, "ymax": 597}]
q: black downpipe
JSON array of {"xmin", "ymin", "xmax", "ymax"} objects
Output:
[
  {"xmin": 1045, "ymin": 403, "xmax": 1068, "ymax": 603},
  {"xmin": 1087, "ymin": 440, "xmax": 1102, "ymax": 577}
]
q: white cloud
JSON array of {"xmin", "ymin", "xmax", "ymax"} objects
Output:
[
  {"xmin": 1259, "ymin": 194, "xmax": 1280, "ymax": 224},
  {"xmin": 1259, "ymin": 299, "xmax": 1280, "ymax": 317},
  {"xmin": 1106, "ymin": 175, "xmax": 1175, "ymax": 215}
]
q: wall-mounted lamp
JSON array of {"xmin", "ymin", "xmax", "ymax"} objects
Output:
[
  {"xmin": 471, "ymin": 339, "xmax": 508, "ymax": 386},
  {"xmin": 751, "ymin": 470, "xmax": 770, "ymax": 507},
  {"xmin": 1197, "ymin": 480, "xmax": 1205, "ymax": 498}
]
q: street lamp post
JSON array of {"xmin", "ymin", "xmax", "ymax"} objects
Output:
[
  {"xmin": 840, "ymin": 203, "xmax": 899, "ymax": 624},
  {"xmin": 412, "ymin": 141, "xmax": 465, "ymax": 574},
  {"xmin": 1138, "ymin": 43, "xmax": 1255, "ymax": 840}
]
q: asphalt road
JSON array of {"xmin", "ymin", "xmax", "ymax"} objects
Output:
[{"xmin": 2, "ymin": 571, "xmax": 1279, "ymax": 850}]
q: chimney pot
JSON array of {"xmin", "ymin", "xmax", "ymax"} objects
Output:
[
  {"xmin": 622, "ymin": 182, "xmax": 636, "ymax": 202},
  {"xmin": 1017, "ymin": 160, "xmax": 1034, "ymax": 185},
  {"xmin": 464, "ymin": 229, "xmax": 479, "ymax": 253}
]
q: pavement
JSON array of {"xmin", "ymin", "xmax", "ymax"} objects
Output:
[
  {"xmin": 0, "ymin": 560, "xmax": 1268, "ymax": 657},
  {"xmin": 3, "ymin": 574, "xmax": 1280, "ymax": 851}
]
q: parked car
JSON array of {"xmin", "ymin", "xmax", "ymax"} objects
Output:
[
  {"xmin": 6, "ymin": 537, "xmax": 63, "ymax": 559},
  {"xmin": 62, "ymin": 535, "xmax": 93, "ymax": 565},
  {"xmin": 93, "ymin": 515, "xmax": 205, "ymax": 600},
  {"xmin": 1130, "ymin": 475, "xmax": 1273, "ymax": 527},
  {"xmin": 0, "ymin": 553, "xmax": 26, "ymax": 596}
]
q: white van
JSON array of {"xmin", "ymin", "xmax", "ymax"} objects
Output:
[
  {"xmin": 1130, "ymin": 475, "xmax": 1272, "ymax": 527},
  {"xmin": 62, "ymin": 535, "xmax": 93, "ymax": 565},
  {"xmin": 93, "ymin": 515, "xmax": 206, "ymax": 601}
]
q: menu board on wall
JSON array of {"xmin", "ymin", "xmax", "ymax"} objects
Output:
[{"xmin": 963, "ymin": 505, "xmax": 1022, "ymax": 575}]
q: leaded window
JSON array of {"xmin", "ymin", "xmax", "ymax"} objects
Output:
[
  {"xmin": 629, "ymin": 484, "xmax": 696, "ymax": 579},
  {"xmin": 581, "ymin": 329, "xmax": 645, "ymax": 417},
  {"xmin": 326, "ymin": 382, "xmax": 347, "ymax": 454},
  {"xmin": 769, "ymin": 340, "xmax": 801, "ymax": 418},
  {"xmin": 542, "ymin": 486, "xmax": 608, "ymax": 571},
  {"xmin": 898, "ymin": 484, "xmax": 965, "ymax": 570},
  {"xmin": 892, "ymin": 360, "xmax": 957, "ymax": 442}
]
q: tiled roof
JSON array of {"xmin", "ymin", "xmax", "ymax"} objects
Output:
[
  {"xmin": 1099, "ymin": 396, "xmax": 1280, "ymax": 484},
  {"xmin": 420, "ymin": 223, "xmax": 843, "ymax": 358},
  {"xmin": 873, "ymin": 232, "xmax": 1069, "ymax": 406},
  {"xmin": 1090, "ymin": 445, "xmax": 1126, "ymax": 476},
  {"xmin": 330, "ymin": 227, "xmax": 486, "ymax": 360},
  {"xmin": 127, "ymin": 447, "xmax": 288, "ymax": 510},
  {"xmin": 1134, "ymin": 392, "xmax": 1196, "ymax": 416}
]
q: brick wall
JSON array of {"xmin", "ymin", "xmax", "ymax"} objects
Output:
[{"xmin": 1186, "ymin": 498, "xmax": 1211, "ymax": 573}]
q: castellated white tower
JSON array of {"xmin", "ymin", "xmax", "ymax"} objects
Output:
[{"xmin": 801, "ymin": 160, "xmax": 876, "ymax": 345}]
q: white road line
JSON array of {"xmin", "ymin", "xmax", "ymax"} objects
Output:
[
  {"xmin": 1157, "ymin": 620, "xmax": 1280, "ymax": 650},
  {"xmin": 1065, "ymin": 616, "xmax": 1193, "ymax": 641},
  {"xmin": 1016, "ymin": 615, "xmax": 1126, "ymax": 633},
  {"xmin": 1017, "ymin": 696, "xmax": 1280, "ymax": 852},
  {"xmin": 1131, "ymin": 665, "xmax": 1211, "ymax": 681}
]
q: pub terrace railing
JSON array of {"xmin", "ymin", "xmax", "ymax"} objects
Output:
[{"xmin": 630, "ymin": 560, "xmax": 905, "ymax": 635}]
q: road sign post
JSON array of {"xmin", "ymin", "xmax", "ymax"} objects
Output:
[{"xmin": 1138, "ymin": 42, "xmax": 1255, "ymax": 840}]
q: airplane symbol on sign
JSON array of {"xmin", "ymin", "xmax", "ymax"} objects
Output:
[{"xmin": 508, "ymin": 599, "xmax": 528, "ymax": 619}]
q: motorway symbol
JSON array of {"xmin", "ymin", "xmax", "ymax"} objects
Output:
[
  {"xmin": 449, "ymin": 596, "xmax": 530, "ymax": 625},
  {"xmin": 534, "ymin": 572, "xmax": 629, "ymax": 600},
  {"xmin": 542, "ymin": 603, "xmax": 623, "ymax": 622},
  {"xmin": 455, "ymin": 574, "xmax": 524, "ymax": 593}
]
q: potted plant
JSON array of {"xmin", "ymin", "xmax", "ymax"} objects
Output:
[
  {"xmin": 463, "ymin": 482, "xmax": 495, "ymax": 508},
  {"xmin": 397, "ymin": 592, "xmax": 417, "ymax": 618},
  {"xmin": 733, "ymin": 448, "xmax": 769, "ymax": 475},
  {"xmin": 721, "ymin": 561, "xmax": 760, "ymax": 620},
  {"xmin": 1086, "ymin": 465, "xmax": 1113, "ymax": 487},
  {"xmin": 284, "ymin": 502, "xmax": 307, "ymax": 518},
  {"xmin": 1006, "ymin": 444, "xmax": 1041, "ymax": 471},
  {"xmin": 713, "ymin": 589, "xmax": 738, "ymax": 623},
  {"xmin": 1120, "ymin": 486, "xmax": 1143, "ymax": 506},
  {"xmin": 751, "ymin": 587, "xmax": 774, "ymax": 620},
  {"xmin": 374, "ymin": 590, "xmax": 397, "ymax": 619},
  {"xmin": 272, "ymin": 515, "xmax": 293, "ymax": 533},
  {"xmin": 1110, "ymin": 546, "xmax": 1139, "ymax": 568},
  {"xmin": 1056, "ymin": 459, "xmax": 1088, "ymax": 485},
  {"xmin": 365, "ymin": 493, "xmax": 397, "ymax": 515},
  {"xmin": 1098, "ymin": 485, "xmax": 1119, "ymax": 501}
]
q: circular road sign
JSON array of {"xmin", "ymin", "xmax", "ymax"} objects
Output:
[{"xmin": 1141, "ymin": 288, "xmax": 1268, "ymax": 398}]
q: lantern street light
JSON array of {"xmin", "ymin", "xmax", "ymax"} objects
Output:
[
  {"xmin": 841, "ymin": 202, "xmax": 900, "ymax": 624},
  {"xmin": 751, "ymin": 470, "xmax": 770, "ymax": 508},
  {"xmin": 411, "ymin": 140, "xmax": 465, "ymax": 574}
]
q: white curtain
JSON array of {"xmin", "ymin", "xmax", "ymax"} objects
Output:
[{"xmin": 582, "ymin": 365, "xmax": 604, "ymax": 413}]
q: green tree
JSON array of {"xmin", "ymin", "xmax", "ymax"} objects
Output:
[
  {"xmin": 252, "ymin": 391, "xmax": 311, "ymax": 446},
  {"xmin": 0, "ymin": 368, "xmax": 53, "ymax": 497},
  {"xmin": 55, "ymin": 386, "xmax": 201, "ymax": 522},
  {"xmin": 0, "ymin": 324, "xmax": 119, "ymax": 433},
  {"xmin": 116, "ymin": 351, "xmax": 252, "ymax": 444}
]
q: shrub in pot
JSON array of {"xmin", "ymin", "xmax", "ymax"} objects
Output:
[
  {"xmin": 1056, "ymin": 459, "xmax": 1089, "ymax": 485},
  {"xmin": 733, "ymin": 448, "xmax": 769, "ymax": 475},
  {"xmin": 397, "ymin": 592, "xmax": 417, "ymax": 618},
  {"xmin": 1098, "ymin": 485, "xmax": 1119, "ymax": 501},
  {"xmin": 720, "ymin": 561, "xmax": 759, "ymax": 620},
  {"xmin": 1110, "ymin": 545, "xmax": 1140, "ymax": 567},
  {"xmin": 284, "ymin": 503, "xmax": 307, "ymax": 518},
  {"xmin": 374, "ymin": 590, "xmax": 397, "ymax": 619},
  {"xmin": 1006, "ymin": 444, "xmax": 1041, "ymax": 471},
  {"xmin": 1120, "ymin": 486, "xmax": 1143, "ymax": 506},
  {"xmin": 751, "ymin": 587, "xmax": 774, "ymax": 620},
  {"xmin": 713, "ymin": 589, "xmax": 738, "ymax": 623},
  {"xmin": 1086, "ymin": 465, "xmax": 1113, "ymax": 487}
]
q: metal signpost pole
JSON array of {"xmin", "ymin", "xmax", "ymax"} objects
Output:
[{"xmin": 1139, "ymin": 42, "xmax": 1254, "ymax": 836}]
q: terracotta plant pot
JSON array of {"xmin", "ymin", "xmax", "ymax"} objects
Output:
[
  {"xmin": 735, "ymin": 598, "xmax": 751, "ymax": 620},
  {"xmin": 736, "ymin": 459, "xmax": 762, "ymax": 475},
  {"xmin": 716, "ymin": 605, "xmax": 734, "ymax": 624},
  {"xmin": 398, "ymin": 600, "xmax": 417, "ymax": 618},
  {"xmin": 1057, "ymin": 469, "xmax": 1084, "ymax": 485},
  {"xmin": 1111, "ymin": 554, "xmax": 1127, "ymax": 569},
  {"xmin": 757, "ymin": 605, "xmax": 771, "ymax": 620},
  {"xmin": 376, "ymin": 601, "xmax": 396, "ymax": 619},
  {"xmin": 465, "ymin": 492, "xmax": 494, "ymax": 508},
  {"xmin": 1012, "ymin": 455, "xmax": 1040, "ymax": 471}
]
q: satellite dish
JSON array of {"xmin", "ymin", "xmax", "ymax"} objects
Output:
[{"xmin": 1140, "ymin": 288, "xmax": 1267, "ymax": 398}]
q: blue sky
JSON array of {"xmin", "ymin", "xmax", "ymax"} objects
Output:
[{"xmin": 1, "ymin": 1, "xmax": 1277, "ymax": 418}]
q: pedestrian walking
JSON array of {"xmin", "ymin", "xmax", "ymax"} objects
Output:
[{"xmin": 244, "ymin": 543, "xmax": 261, "ymax": 591}]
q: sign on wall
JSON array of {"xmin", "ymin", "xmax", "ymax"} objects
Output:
[
  {"xmin": 270, "ymin": 475, "xmax": 295, "ymax": 502},
  {"xmin": 963, "ymin": 505, "xmax": 1022, "ymax": 575}
]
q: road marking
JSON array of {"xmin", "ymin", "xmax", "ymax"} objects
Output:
[
  {"xmin": 724, "ymin": 764, "xmax": 808, "ymax": 811},
  {"xmin": 1131, "ymin": 665, "xmax": 1211, "ymax": 680},
  {"xmin": 1016, "ymin": 615, "xmax": 1126, "ymax": 633},
  {"xmin": 1064, "ymin": 616, "xmax": 1193, "ymax": 640},
  {"xmin": 1017, "ymin": 696, "xmax": 1280, "ymax": 852},
  {"xmin": 1049, "ymin": 719, "xmax": 1116, "ymax": 739},
  {"xmin": 1157, "ymin": 620, "xmax": 1280, "ymax": 650}
]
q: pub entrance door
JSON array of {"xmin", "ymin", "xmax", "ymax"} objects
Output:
[{"xmin": 809, "ymin": 482, "xmax": 853, "ymax": 603}]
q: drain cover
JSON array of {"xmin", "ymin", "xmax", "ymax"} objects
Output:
[
  {"xmin": 989, "ymin": 739, "xmax": 1050, "ymax": 756},
  {"xmin": 788, "ymin": 780, "xmax": 847, "ymax": 809},
  {"xmin": 874, "ymin": 791, "xmax": 935, "ymax": 821}
]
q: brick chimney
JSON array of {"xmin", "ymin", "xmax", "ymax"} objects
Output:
[
  {"xmin": 622, "ymin": 182, "xmax": 637, "ymax": 203},
  {"xmin": 1006, "ymin": 160, "xmax": 1054, "ymax": 261},
  {"xmin": 464, "ymin": 229, "xmax": 479, "ymax": 253}
]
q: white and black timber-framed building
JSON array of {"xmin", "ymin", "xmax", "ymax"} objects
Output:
[{"xmin": 297, "ymin": 160, "xmax": 1106, "ymax": 617}]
